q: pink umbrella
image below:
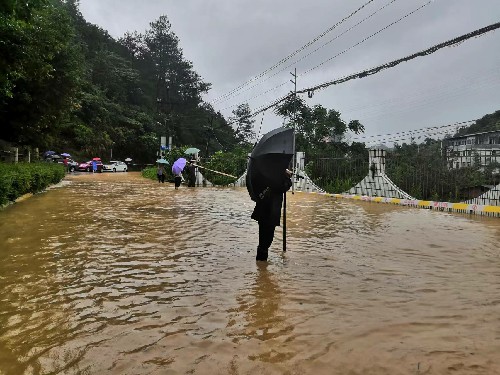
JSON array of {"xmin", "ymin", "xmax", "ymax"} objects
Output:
[{"xmin": 172, "ymin": 158, "xmax": 187, "ymax": 175}]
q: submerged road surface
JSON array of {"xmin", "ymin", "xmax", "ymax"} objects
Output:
[{"xmin": 0, "ymin": 172, "xmax": 499, "ymax": 374}]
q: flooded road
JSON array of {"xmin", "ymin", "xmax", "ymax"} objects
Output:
[{"xmin": 1, "ymin": 172, "xmax": 499, "ymax": 375}]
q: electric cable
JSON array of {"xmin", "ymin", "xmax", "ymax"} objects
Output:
[
  {"xmin": 219, "ymin": 0, "xmax": 434, "ymax": 113},
  {"xmin": 210, "ymin": 0, "xmax": 377, "ymax": 104},
  {"xmin": 303, "ymin": 0, "xmax": 433, "ymax": 75},
  {"xmin": 224, "ymin": 22, "xmax": 500, "ymax": 128},
  {"xmin": 213, "ymin": 0, "xmax": 400, "ymax": 107},
  {"xmin": 297, "ymin": 21, "xmax": 500, "ymax": 95}
]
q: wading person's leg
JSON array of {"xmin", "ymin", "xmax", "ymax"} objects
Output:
[{"xmin": 257, "ymin": 222, "xmax": 275, "ymax": 261}]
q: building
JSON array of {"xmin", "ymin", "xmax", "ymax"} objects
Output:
[{"xmin": 445, "ymin": 130, "xmax": 500, "ymax": 169}]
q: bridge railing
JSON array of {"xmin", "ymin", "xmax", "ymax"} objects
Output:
[
  {"xmin": 303, "ymin": 152, "xmax": 368, "ymax": 194},
  {"xmin": 385, "ymin": 152, "xmax": 500, "ymax": 202},
  {"xmin": 302, "ymin": 147, "xmax": 500, "ymax": 203}
]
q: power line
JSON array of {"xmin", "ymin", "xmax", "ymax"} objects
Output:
[
  {"xmin": 298, "ymin": 21, "xmax": 500, "ymax": 95},
  {"xmin": 362, "ymin": 128, "xmax": 458, "ymax": 145},
  {"xmin": 351, "ymin": 120, "xmax": 475, "ymax": 141},
  {"xmin": 356, "ymin": 120, "xmax": 481, "ymax": 145},
  {"xmin": 337, "ymin": 64, "xmax": 500, "ymax": 116},
  {"xmin": 227, "ymin": 21, "xmax": 500, "ymax": 126},
  {"xmin": 304, "ymin": 0, "xmax": 433, "ymax": 75},
  {"xmin": 219, "ymin": 0, "xmax": 433, "ymax": 113},
  {"xmin": 213, "ymin": 0, "xmax": 400, "ymax": 107},
  {"xmin": 210, "ymin": 0, "xmax": 376, "ymax": 104}
]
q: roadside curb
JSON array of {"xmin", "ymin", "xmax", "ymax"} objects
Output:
[{"xmin": 294, "ymin": 191, "xmax": 500, "ymax": 218}]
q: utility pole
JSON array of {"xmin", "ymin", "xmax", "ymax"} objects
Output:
[
  {"xmin": 290, "ymin": 68, "xmax": 297, "ymax": 178},
  {"xmin": 283, "ymin": 68, "xmax": 297, "ymax": 253},
  {"xmin": 205, "ymin": 116, "xmax": 214, "ymax": 157}
]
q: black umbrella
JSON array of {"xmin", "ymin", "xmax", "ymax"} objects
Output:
[
  {"xmin": 246, "ymin": 126, "xmax": 294, "ymax": 251},
  {"xmin": 246, "ymin": 127, "xmax": 294, "ymax": 198}
]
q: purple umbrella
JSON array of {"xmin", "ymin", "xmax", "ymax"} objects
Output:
[
  {"xmin": 61, "ymin": 152, "xmax": 71, "ymax": 157},
  {"xmin": 172, "ymin": 158, "xmax": 187, "ymax": 175}
]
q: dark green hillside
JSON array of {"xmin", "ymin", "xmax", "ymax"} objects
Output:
[{"xmin": 1, "ymin": 0, "xmax": 239, "ymax": 162}]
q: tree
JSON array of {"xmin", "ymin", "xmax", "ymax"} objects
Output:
[
  {"xmin": 230, "ymin": 103, "xmax": 255, "ymax": 145},
  {"xmin": 118, "ymin": 15, "xmax": 218, "ymax": 151},
  {"xmin": 1, "ymin": 0, "xmax": 83, "ymax": 148},
  {"xmin": 455, "ymin": 110, "xmax": 500, "ymax": 136},
  {"xmin": 1, "ymin": 3, "xmax": 241, "ymax": 162},
  {"xmin": 275, "ymin": 95, "xmax": 365, "ymax": 156}
]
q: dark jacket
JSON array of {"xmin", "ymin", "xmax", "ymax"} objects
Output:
[
  {"xmin": 187, "ymin": 164, "xmax": 196, "ymax": 187},
  {"xmin": 251, "ymin": 174, "xmax": 292, "ymax": 227}
]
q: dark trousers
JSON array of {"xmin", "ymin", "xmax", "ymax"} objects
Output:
[
  {"xmin": 257, "ymin": 221, "xmax": 276, "ymax": 261},
  {"xmin": 174, "ymin": 176, "xmax": 182, "ymax": 188},
  {"xmin": 157, "ymin": 174, "xmax": 165, "ymax": 183}
]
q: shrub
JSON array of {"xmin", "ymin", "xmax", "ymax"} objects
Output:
[
  {"xmin": 141, "ymin": 166, "xmax": 157, "ymax": 180},
  {"xmin": 0, "ymin": 162, "xmax": 65, "ymax": 206}
]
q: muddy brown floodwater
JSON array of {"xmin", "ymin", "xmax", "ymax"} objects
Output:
[{"xmin": 1, "ymin": 172, "xmax": 500, "ymax": 375}]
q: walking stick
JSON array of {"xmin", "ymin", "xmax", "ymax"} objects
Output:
[{"xmin": 283, "ymin": 191, "xmax": 286, "ymax": 252}]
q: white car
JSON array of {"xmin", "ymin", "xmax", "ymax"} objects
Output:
[{"xmin": 102, "ymin": 160, "xmax": 128, "ymax": 172}]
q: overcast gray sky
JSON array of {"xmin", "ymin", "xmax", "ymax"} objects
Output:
[{"xmin": 79, "ymin": 0, "xmax": 500, "ymax": 145}]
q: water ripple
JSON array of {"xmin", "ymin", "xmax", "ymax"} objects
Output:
[{"xmin": 0, "ymin": 173, "xmax": 499, "ymax": 374}]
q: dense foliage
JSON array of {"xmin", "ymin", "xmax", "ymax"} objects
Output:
[
  {"xmin": 1, "ymin": 0, "xmax": 239, "ymax": 162},
  {"xmin": 142, "ymin": 145, "xmax": 250, "ymax": 186},
  {"xmin": 0, "ymin": 162, "xmax": 65, "ymax": 205},
  {"xmin": 203, "ymin": 146, "xmax": 250, "ymax": 186},
  {"xmin": 386, "ymin": 112, "xmax": 500, "ymax": 201},
  {"xmin": 454, "ymin": 110, "xmax": 500, "ymax": 136},
  {"xmin": 274, "ymin": 95, "xmax": 368, "ymax": 193}
]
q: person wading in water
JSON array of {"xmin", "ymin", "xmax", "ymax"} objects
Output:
[{"xmin": 251, "ymin": 169, "xmax": 292, "ymax": 261}]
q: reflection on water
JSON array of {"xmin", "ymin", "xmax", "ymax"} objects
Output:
[{"xmin": 1, "ymin": 172, "xmax": 499, "ymax": 374}]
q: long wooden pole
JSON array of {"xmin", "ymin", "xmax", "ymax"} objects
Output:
[{"xmin": 194, "ymin": 164, "xmax": 237, "ymax": 179}]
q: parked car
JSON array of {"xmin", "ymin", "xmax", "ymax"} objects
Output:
[
  {"xmin": 102, "ymin": 160, "xmax": 128, "ymax": 172},
  {"xmin": 77, "ymin": 160, "xmax": 103, "ymax": 172},
  {"xmin": 45, "ymin": 155, "xmax": 62, "ymax": 163},
  {"xmin": 64, "ymin": 159, "xmax": 79, "ymax": 172}
]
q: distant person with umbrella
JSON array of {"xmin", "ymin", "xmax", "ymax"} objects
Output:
[
  {"xmin": 61, "ymin": 153, "xmax": 70, "ymax": 172},
  {"xmin": 172, "ymin": 158, "xmax": 187, "ymax": 189},
  {"xmin": 187, "ymin": 160, "xmax": 197, "ymax": 187},
  {"xmin": 62, "ymin": 157, "xmax": 68, "ymax": 171},
  {"xmin": 157, "ymin": 164, "xmax": 166, "ymax": 183},
  {"xmin": 247, "ymin": 127, "xmax": 294, "ymax": 261},
  {"xmin": 174, "ymin": 170, "xmax": 183, "ymax": 189}
]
